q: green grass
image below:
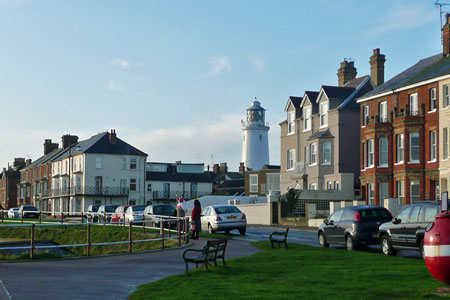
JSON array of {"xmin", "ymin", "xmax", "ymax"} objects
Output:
[
  {"xmin": 129, "ymin": 242, "xmax": 447, "ymax": 300},
  {"xmin": 0, "ymin": 225, "xmax": 179, "ymax": 259}
]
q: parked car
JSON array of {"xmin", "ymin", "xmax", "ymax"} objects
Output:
[
  {"xmin": 111, "ymin": 205, "xmax": 131, "ymax": 223},
  {"xmin": 7, "ymin": 208, "xmax": 19, "ymax": 218},
  {"xmin": 201, "ymin": 204, "xmax": 247, "ymax": 235},
  {"xmin": 18, "ymin": 205, "xmax": 39, "ymax": 218},
  {"xmin": 143, "ymin": 204, "xmax": 177, "ymax": 227},
  {"xmin": 98, "ymin": 204, "xmax": 119, "ymax": 223},
  {"xmin": 124, "ymin": 205, "xmax": 147, "ymax": 223},
  {"xmin": 318, "ymin": 205, "xmax": 393, "ymax": 250},
  {"xmin": 379, "ymin": 202, "xmax": 440, "ymax": 259},
  {"xmin": 87, "ymin": 204, "xmax": 101, "ymax": 222}
]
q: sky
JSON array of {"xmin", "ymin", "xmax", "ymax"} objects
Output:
[{"xmin": 0, "ymin": 0, "xmax": 445, "ymax": 170}]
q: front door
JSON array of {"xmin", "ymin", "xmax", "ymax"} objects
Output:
[{"xmin": 95, "ymin": 176, "xmax": 103, "ymax": 194}]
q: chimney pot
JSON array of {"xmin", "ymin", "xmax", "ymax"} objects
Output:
[
  {"xmin": 337, "ymin": 60, "xmax": 357, "ymax": 86},
  {"xmin": 109, "ymin": 129, "xmax": 117, "ymax": 144},
  {"xmin": 61, "ymin": 135, "xmax": 79, "ymax": 149},
  {"xmin": 370, "ymin": 48, "xmax": 386, "ymax": 88},
  {"xmin": 443, "ymin": 13, "xmax": 450, "ymax": 56}
]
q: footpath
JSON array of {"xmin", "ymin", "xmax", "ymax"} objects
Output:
[{"xmin": 0, "ymin": 238, "xmax": 259, "ymax": 300}]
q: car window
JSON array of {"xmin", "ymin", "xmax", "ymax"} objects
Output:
[
  {"xmin": 214, "ymin": 206, "xmax": 241, "ymax": 214},
  {"xmin": 134, "ymin": 205, "xmax": 147, "ymax": 211},
  {"xmin": 115, "ymin": 207, "xmax": 123, "ymax": 213},
  {"xmin": 424, "ymin": 206, "xmax": 439, "ymax": 222},
  {"xmin": 105, "ymin": 206, "xmax": 118, "ymax": 212},
  {"xmin": 341, "ymin": 209, "xmax": 354, "ymax": 221},
  {"xmin": 408, "ymin": 206, "xmax": 421, "ymax": 223},
  {"xmin": 359, "ymin": 208, "xmax": 391, "ymax": 221},
  {"xmin": 396, "ymin": 207, "xmax": 412, "ymax": 223},
  {"xmin": 329, "ymin": 209, "xmax": 343, "ymax": 222},
  {"xmin": 153, "ymin": 205, "xmax": 176, "ymax": 215},
  {"xmin": 126, "ymin": 207, "xmax": 132, "ymax": 213}
]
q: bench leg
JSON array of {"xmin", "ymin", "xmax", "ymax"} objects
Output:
[
  {"xmin": 185, "ymin": 262, "xmax": 189, "ymax": 273},
  {"xmin": 204, "ymin": 262, "xmax": 209, "ymax": 271},
  {"xmin": 285, "ymin": 241, "xmax": 288, "ymax": 249},
  {"xmin": 222, "ymin": 257, "xmax": 226, "ymax": 265},
  {"xmin": 214, "ymin": 259, "xmax": 217, "ymax": 266}
]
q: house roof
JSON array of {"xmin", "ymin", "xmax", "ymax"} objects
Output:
[
  {"xmin": 215, "ymin": 178, "xmax": 245, "ymax": 189},
  {"xmin": 22, "ymin": 148, "xmax": 65, "ymax": 171},
  {"xmin": 321, "ymin": 85, "xmax": 355, "ymax": 101},
  {"xmin": 262, "ymin": 165, "xmax": 280, "ymax": 170},
  {"xmin": 307, "ymin": 128, "xmax": 334, "ymax": 140},
  {"xmin": 357, "ymin": 54, "xmax": 444, "ymax": 102}
]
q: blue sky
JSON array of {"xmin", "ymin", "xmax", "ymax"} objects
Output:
[{"xmin": 0, "ymin": 0, "xmax": 443, "ymax": 170}]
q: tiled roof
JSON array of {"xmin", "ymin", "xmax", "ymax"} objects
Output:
[
  {"xmin": 304, "ymin": 91, "xmax": 319, "ymax": 102},
  {"xmin": 289, "ymin": 96, "xmax": 302, "ymax": 109},
  {"xmin": 322, "ymin": 85, "xmax": 355, "ymax": 101},
  {"xmin": 262, "ymin": 165, "xmax": 280, "ymax": 170},
  {"xmin": 22, "ymin": 148, "xmax": 65, "ymax": 170},
  {"xmin": 307, "ymin": 129, "xmax": 334, "ymax": 140}
]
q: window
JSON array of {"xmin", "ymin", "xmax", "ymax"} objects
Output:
[
  {"xmin": 320, "ymin": 102, "xmax": 328, "ymax": 127},
  {"xmin": 445, "ymin": 85, "xmax": 450, "ymax": 108},
  {"xmin": 444, "ymin": 128, "xmax": 449, "ymax": 159},
  {"xmin": 379, "ymin": 182, "xmax": 388, "ymax": 203},
  {"xmin": 396, "ymin": 134, "xmax": 404, "ymax": 163},
  {"xmin": 409, "ymin": 206, "xmax": 421, "ymax": 223},
  {"xmin": 329, "ymin": 209, "xmax": 343, "ymax": 222},
  {"xmin": 425, "ymin": 207, "xmax": 439, "ymax": 222},
  {"xmin": 327, "ymin": 181, "xmax": 332, "ymax": 190},
  {"xmin": 334, "ymin": 181, "xmax": 339, "ymax": 190},
  {"xmin": 368, "ymin": 140, "xmax": 374, "ymax": 167},
  {"xmin": 122, "ymin": 158, "xmax": 126, "ymax": 169},
  {"xmin": 287, "ymin": 111, "xmax": 295, "ymax": 135},
  {"xmin": 409, "ymin": 93, "xmax": 418, "ymax": 115},
  {"xmin": 287, "ymin": 149, "xmax": 295, "ymax": 170},
  {"xmin": 368, "ymin": 183, "xmax": 374, "ymax": 205},
  {"xmin": 130, "ymin": 158, "xmax": 137, "ymax": 169},
  {"xmin": 379, "ymin": 101, "xmax": 387, "ymax": 122},
  {"xmin": 130, "ymin": 178, "xmax": 137, "ymax": 191},
  {"xmin": 322, "ymin": 142, "xmax": 331, "ymax": 165},
  {"xmin": 379, "ymin": 137, "xmax": 388, "ymax": 166},
  {"xmin": 249, "ymin": 174, "xmax": 258, "ymax": 193},
  {"xmin": 303, "ymin": 106, "xmax": 311, "ymax": 131},
  {"xmin": 410, "ymin": 180, "xmax": 420, "ymax": 202},
  {"xmin": 309, "ymin": 183, "xmax": 317, "ymax": 190},
  {"xmin": 397, "ymin": 181, "xmax": 404, "ymax": 203},
  {"xmin": 310, "ymin": 143, "xmax": 317, "ymax": 165},
  {"xmin": 362, "ymin": 142, "xmax": 366, "ymax": 169},
  {"xmin": 430, "ymin": 88, "xmax": 437, "ymax": 111},
  {"xmin": 147, "ymin": 183, "xmax": 152, "ymax": 192},
  {"xmin": 363, "ymin": 106, "xmax": 370, "ymax": 126},
  {"xmin": 409, "ymin": 132, "xmax": 420, "ymax": 162},
  {"xmin": 120, "ymin": 179, "xmax": 127, "ymax": 193},
  {"xmin": 430, "ymin": 130, "xmax": 437, "ymax": 161},
  {"xmin": 95, "ymin": 157, "xmax": 102, "ymax": 169},
  {"xmin": 397, "ymin": 207, "xmax": 412, "ymax": 223},
  {"xmin": 266, "ymin": 173, "xmax": 280, "ymax": 192}
]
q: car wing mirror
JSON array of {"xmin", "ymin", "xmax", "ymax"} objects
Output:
[
  {"xmin": 392, "ymin": 218, "xmax": 401, "ymax": 224},
  {"xmin": 324, "ymin": 219, "xmax": 329, "ymax": 225}
]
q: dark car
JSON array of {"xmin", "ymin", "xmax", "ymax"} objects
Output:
[
  {"xmin": 98, "ymin": 205, "xmax": 119, "ymax": 223},
  {"xmin": 378, "ymin": 202, "xmax": 440, "ymax": 259},
  {"xmin": 143, "ymin": 204, "xmax": 177, "ymax": 227},
  {"xmin": 318, "ymin": 205, "xmax": 393, "ymax": 250},
  {"xmin": 18, "ymin": 205, "xmax": 39, "ymax": 218},
  {"xmin": 87, "ymin": 204, "xmax": 101, "ymax": 222}
]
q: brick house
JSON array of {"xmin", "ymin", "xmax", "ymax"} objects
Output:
[
  {"xmin": 0, "ymin": 158, "xmax": 25, "ymax": 209},
  {"xmin": 245, "ymin": 165, "xmax": 280, "ymax": 196}
]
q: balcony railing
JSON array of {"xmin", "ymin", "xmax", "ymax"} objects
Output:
[
  {"xmin": 42, "ymin": 186, "xmax": 129, "ymax": 198},
  {"xmin": 149, "ymin": 190, "xmax": 210, "ymax": 200},
  {"xmin": 364, "ymin": 104, "xmax": 426, "ymax": 127}
]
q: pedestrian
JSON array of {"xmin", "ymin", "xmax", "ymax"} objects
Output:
[
  {"xmin": 191, "ymin": 199, "xmax": 202, "ymax": 239},
  {"xmin": 176, "ymin": 197, "xmax": 185, "ymax": 231}
]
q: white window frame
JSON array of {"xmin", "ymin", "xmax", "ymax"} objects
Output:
[
  {"xmin": 287, "ymin": 149, "xmax": 295, "ymax": 171},
  {"xmin": 95, "ymin": 157, "xmax": 102, "ymax": 169},
  {"xmin": 310, "ymin": 143, "xmax": 317, "ymax": 165},
  {"xmin": 379, "ymin": 101, "xmax": 387, "ymax": 122},
  {"xmin": 362, "ymin": 142, "xmax": 367, "ymax": 169},
  {"xmin": 320, "ymin": 101, "xmax": 328, "ymax": 128},
  {"xmin": 303, "ymin": 106, "xmax": 311, "ymax": 131},
  {"xmin": 326, "ymin": 181, "xmax": 332, "ymax": 190},
  {"xmin": 444, "ymin": 128, "xmax": 449, "ymax": 159},
  {"xmin": 409, "ymin": 132, "xmax": 420, "ymax": 163},
  {"xmin": 397, "ymin": 180, "xmax": 404, "ymax": 203},
  {"xmin": 249, "ymin": 174, "xmax": 258, "ymax": 193},
  {"xmin": 444, "ymin": 85, "xmax": 450, "ymax": 109},
  {"xmin": 396, "ymin": 134, "xmax": 404, "ymax": 163},
  {"xmin": 309, "ymin": 183, "xmax": 317, "ymax": 190},
  {"xmin": 430, "ymin": 130, "xmax": 437, "ymax": 162},
  {"xmin": 409, "ymin": 93, "xmax": 418, "ymax": 115},
  {"xmin": 430, "ymin": 88, "xmax": 437, "ymax": 112},
  {"xmin": 322, "ymin": 142, "xmax": 331, "ymax": 165},
  {"xmin": 363, "ymin": 106, "xmax": 369, "ymax": 126},
  {"xmin": 410, "ymin": 180, "xmax": 420, "ymax": 202},
  {"xmin": 379, "ymin": 137, "xmax": 388, "ymax": 167},
  {"xmin": 368, "ymin": 139, "xmax": 374, "ymax": 167},
  {"xmin": 287, "ymin": 110, "xmax": 295, "ymax": 135},
  {"xmin": 334, "ymin": 181, "xmax": 339, "ymax": 190},
  {"xmin": 368, "ymin": 183, "xmax": 375, "ymax": 205}
]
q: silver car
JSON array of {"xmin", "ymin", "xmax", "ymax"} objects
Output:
[
  {"xmin": 124, "ymin": 205, "xmax": 147, "ymax": 223},
  {"xmin": 201, "ymin": 205, "xmax": 247, "ymax": 235},
  {"xmin": 8, "ymin": 208, "xmax": 19, "ymax": 218}
]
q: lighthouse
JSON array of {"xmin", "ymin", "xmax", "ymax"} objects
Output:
[{"xmin": 241, "ymin": 100, "xmax": 270, "ymax": 171}]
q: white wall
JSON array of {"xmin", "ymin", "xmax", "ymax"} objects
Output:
[{"xmin": 236, "ymin": 203, "xmax": 271, "ymax": 225}]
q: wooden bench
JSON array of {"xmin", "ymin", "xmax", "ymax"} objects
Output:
[
  {"xmin": 269, "ymin": 228, "xmax": 289, "ymax": 249},
  {"xmin": 182, "ymin": 239, "xmax": 228, "ymax": 273}
]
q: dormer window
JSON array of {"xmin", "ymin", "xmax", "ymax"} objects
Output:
[
  {"xmin": 287, "ymin": 111, "xmax": 295, "ymax": 135},
  {"xmin": 303, "ymin": 106, "xmax": 311, "ymax": 131},
  {"xmin": 319, "ymin": 102, "xmax": 328, "ymax": 127}
]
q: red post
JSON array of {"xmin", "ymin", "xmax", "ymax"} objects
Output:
[
  {"xmin": 129, "ymin": 221, "xmax": 133, "ymax": 253},
  {"xmin": 30, "ymin": 223, "xmax": 35, "ymax": 260},
  {"xmin": 87, "ymin": 223, "xmax": 91, "ymax": 256}
]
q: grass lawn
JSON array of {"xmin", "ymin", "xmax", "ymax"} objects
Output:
[{"xmin": 129, "ymin": 242, "xmax": 448, "ymax": 300}]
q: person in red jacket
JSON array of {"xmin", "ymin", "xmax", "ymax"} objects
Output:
[{"xmin": 191, "ymin": 199, "xmax": 202, "ymax": 239}]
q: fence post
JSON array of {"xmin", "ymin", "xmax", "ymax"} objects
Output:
[
  {"xmin": 103, "ymin": 213, "xmax": 106, "ymax": 227},
  {"xmin": 81, "ymin": 211, "xmax": 84, "ymax": 223},
  {"xmin": 1, "ymin": 210, "xmax": 3, "ymax": 223},
  {"xmin": 61, "ymin": 212, "xmax": 63, "ymax": 225},
  {"xmin": 177, "ymin": 218, "xmax": 181, "ymax": 247},
  {"xmin": 129, "ymin": 221, "xmax": 133, "ymax": 253},
  {"xmin": 168, "ymin": 219, "xmax": 171, "ymax": 237},
  {"xmin": 21, "ymin": 211, "xmax": 24, "ymax": 224},
  {"xmin": 160, "ymin": 220, "xmax": 165, "ymax": 250},
  {"xmin": 142, "ymin": 216, "xmax": 146, "ymax": 234},
  {"xmin": 185, "ymin": 217, "xmax": 189, "ymax": 244},
  {"xmin": 87, "ymin": 223, "xmax": 91, "ymax": 257},
  {"xmin": 122, "ymin": 213, "xmax": 125, "ymax": 227},
  {"xmin": 39, "ymin": 211, "xmax": 42, "ymax": 224},
  {"xmin": 30, "ymin": 223, "xmax": 35, "ymax": 260}
]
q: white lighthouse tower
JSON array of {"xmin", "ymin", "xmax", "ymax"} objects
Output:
[{"xmin": 241, "ymin": 100, "xmax": 270, "ymax": 171}]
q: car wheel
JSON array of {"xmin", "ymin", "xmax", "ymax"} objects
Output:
[
  {"xmin": 208, "ymin": 224, "xmax": 215, "ymax": 234},
  {"xmin": 420, "ymin": 240, "xmax": 425, "ymax": 259},
  {"xmin": 239, "ymin": 228, "xmax": 246, "ymax": 235},
  {"xmin": 318, "ymin": 232, "xmax": 329, "ymax": 248},
  {"xmin": 346, "ymin": 235, "xmax": 357, "ymax": 251},
  {"xmin": 381, "ymin": 235, "xmax": 396, "ymax": 256}
]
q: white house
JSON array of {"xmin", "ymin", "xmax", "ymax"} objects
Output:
[{"xmin": 47, "ymin": 130, "xmax": 147, "ymax": 213}]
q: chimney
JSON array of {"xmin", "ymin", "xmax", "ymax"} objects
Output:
[
  {"xmin": 443, "ymin": 13, "xmax": 450, "ymax": 56},
  {"xmin": 176, "ymin": 160, "xmax": 182, "ymax": 165},
  {"xmin": 219, "ymin": 162, "xmax": 228, "ymax": 173},
  {"xmin": 213, "ymin": 163, "xmax": 219, "ymax": 174},
  {"xmin": 109, "ymin": 129, "xmax": 117, "ymax": 144},
  {"xmin": 370, "ymin": 48, "xmax": 386, "ymax": 88},
  {"xmin": 26, "ymin": 159, "xmax": 32, "ymax": 166},
  {"xmin": 43, "ymin": 139, "xmax": 59, "ymax": 155},
  {"xmin": 239, "ymin": 162, "xmax": 245, "ymax": 174},
  {"xmin": 61, "ymin": 135, "xmax": 79, "ymax": 149},
  {"xmin": 337, "ymin": 60, "xmax": 357, "ymax": 86}
]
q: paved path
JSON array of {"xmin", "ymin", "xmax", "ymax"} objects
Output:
[{"xmin": 0, "ymin": 239, "xmax": 259, "ymax": 300}]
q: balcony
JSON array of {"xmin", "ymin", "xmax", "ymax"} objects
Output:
[
  {"xmin": 291, "ymin": 162, "xmax": 308, "ymax": 180},
  {"xmin": 42, "ymin": 186, "xmax": 129, "ymax": 198}
]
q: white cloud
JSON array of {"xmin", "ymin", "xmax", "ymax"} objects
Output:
[
  {"xmin": 251, "ymin": 58, "xmax": 264, "ymax": 71},
  {"xmin": 208, "ymin": 56, "xmax": 232, "ymax": 76},
  {"xmin": 364, "ymin": 4, "xmax": 436, "ymax": 37},
  {"xmin": 110, "ymin": 59, "xmax": 130, "ymax": 68},
  {"xmin": 107, "ymin": 80, "xmax": 126, "ymax": 92}
]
